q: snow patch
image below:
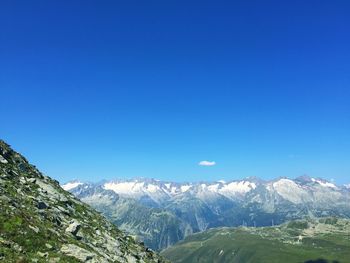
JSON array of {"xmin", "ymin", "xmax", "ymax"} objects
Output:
[
  {"xmin": 181, "ymin": 185, "xmax": 191, "ymax": 192},
  {"xmin": 170, "ymin": 186, "xmax": 178, "ymax": 194},
  {"xmin": 220, "ymin": 181, "xmax": 256, "ymax": 195},
  {"xmin": 311, "ymin": 178, "xmax": 337, "ymax": 188},
  {"xmin": 103, "ymin": 181, "xmax": 145, "ymax": 195},
  {"xmin": 62, "ymin": 181, "xmax": 83, "ymax": 191}
]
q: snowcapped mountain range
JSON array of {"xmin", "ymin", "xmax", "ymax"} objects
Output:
[
  {"xmin": 63, "ymin": 176, "xmax": 348, "ymax": 206},
  {"xmin": 63, "ymin": 176, "xmax": 350, "ymax": 250}
]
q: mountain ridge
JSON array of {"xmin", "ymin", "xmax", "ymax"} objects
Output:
[{"xmin": 64, "ymin": 175, "xmax": 350, "ymax": 251}]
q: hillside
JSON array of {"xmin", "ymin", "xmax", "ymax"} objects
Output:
[
  {"xmin": 0, "ymin": 140, "xmax": 167, "ymax": 262},
  {"xmin": 161, "ymin": 217, "xmax": 350, "ymax": 263}
]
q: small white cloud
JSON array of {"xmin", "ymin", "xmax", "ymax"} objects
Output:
[{"xmin": 198, "ymin": 160, "xmax": 216, "ymax": 166}]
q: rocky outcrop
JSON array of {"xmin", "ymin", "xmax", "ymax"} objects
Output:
[
  {"xmin": 0, "ymin": 140, "xmax": 168, "ymax": 262},
  {"xmin": 60, "ymin": 244, "xmax": 95, "ymax": 262},
  {"xmin": 65, "ymin": 220, "xmax": 82, "ymax": 236}
]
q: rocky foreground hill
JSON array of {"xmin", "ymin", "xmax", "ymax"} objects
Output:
[{"xmin": 0, "ymin": 140, "xmax": 167, "ymax": 263}]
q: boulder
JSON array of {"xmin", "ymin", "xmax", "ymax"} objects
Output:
[
  {"xmin": 65, "ymin": 220, "xmax": 81, "ymax": 236},
  {"xmin": 37, "ymin": 251, "xmax": 49, "ymax": 258},
  {"xmin": 28, "ymin": 178, "xmax": 37, "ymax": 184},
  {"xmin": 0, "ymin": 155, "xmax": 8, "ymax": 164},
  {"xmin": 37, "ymin": 201, "xmax": 48, "ymax": 210},
  {"xmin": 60, "ymin": 244, "xmax": 95, "ymax": 262}
]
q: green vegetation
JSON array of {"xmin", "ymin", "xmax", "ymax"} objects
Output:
[{"xmin": 161, "ymin": 218, "xmax": 350, "ymax": 263}]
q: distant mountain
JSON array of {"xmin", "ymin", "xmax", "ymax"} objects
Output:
[
  {"xmin": 161, "ymin": 217, "xmax": 350, "ymax": 263},
  {"xmin": 0, "ymin": 140, "xmax": 167, "ymax": 263},
  {"xmin": 69, "ymin": 182, "xmax": 192, "ymax": 251},
  {"xmin": 64, "ymin": 176, "xmax": 350, "ymax": 250}
]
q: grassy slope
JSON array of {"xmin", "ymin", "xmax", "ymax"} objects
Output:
[{"xmin": 162, "ymin": 218, "xmax": 350, "ymax": 263}]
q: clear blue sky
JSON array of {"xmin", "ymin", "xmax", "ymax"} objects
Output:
[{"xmin": 1, "ymin": 1, "xmax": 349, "ymax": 184}]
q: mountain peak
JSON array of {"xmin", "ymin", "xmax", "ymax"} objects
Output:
[{"xmin": 295, "ymin": 175, "xmax": 313, "ymax": 184}]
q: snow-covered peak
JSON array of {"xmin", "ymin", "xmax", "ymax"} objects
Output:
[
  {"xmin": 189, "ymin": 180, "xmax": 257, "ymax": 200},
  {"xmin": 100, "ymin": 178, "xmax": 259, "ymax": 202},
  {"xmin": 272, "ymin": 178, "xmax": 309, "ymax": 204},
  {"xmin": 273, "ymin": 178, "xmax": 298, "ymax": 188},
  {"xmin": 311, "ymin": 178, "xmax": 337, "ymax": 188},
  {"xmin": 220, "ymin": 181, "xmax": 256, "ymax": 195},
  {"xmin": 61, "ymin": 181, "xmax": 83, "ymax": 191},
  {"xmin": 104, "ymin": 181, "xmax": 146, "ymax": 195},
  {"xmin": 103, "ymin": 179, "xmax": 173, "ymax": 204}
]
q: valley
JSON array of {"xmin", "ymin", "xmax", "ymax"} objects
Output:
[{"xmin": 161, "ymin": 217, "xmax": 350, "ymax": 263}]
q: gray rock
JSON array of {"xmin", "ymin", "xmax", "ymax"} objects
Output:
[
  {"xmin": 28, "ymin": 178, "xmax": 37, "ymax": 184},
  {"xmin": 29, "ymin": 225, "xmax": 39, "ymax": 233},
  {"xmin": 37, "ymin": 251, "xmax": 49, "ymax": 258},
  {"xmin": 125, "ymin": 254, "xmax": 138, "ymax": 263},
  {"xmin": 9, "ymin": 170, "xmax": 18, "ymax": 176},
  {"xmin": 0, "ymin": 195, "xmax": 11, "ymax": 202},
  {"xmin": 45, "ymin": 243, "xmax": 53, "ymax": 249},
  {"xmin": 65, "ymin": 220, "xmax": 81, "ymax": 236},
  {"xmin": 0, "ymin": 173, "xmax": 8, "ymax": 179},
  {"xmin": 37, "ymin": 201, "xmax": 48, "ymax": 209},
  {"xmin": 49, "ymin": 258, "xmax": 60, "ymax": 263},
  {"xmin": 12, "ymin": 242, "xmax": 23, "ymax": 252},
  {"xmin": 60, "ymin": 244, "xmax": 95, "ymax": 262},
  {"xmin": 0, "ymin": 155, "xmax": 8, "ymax": 164}
]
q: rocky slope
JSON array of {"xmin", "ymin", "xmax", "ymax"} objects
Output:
[
  {"xmin": 161, "ymin": 217, "xmax": 350, "ymax": 263},
  {"xmin": 64, "ymin": 177, "xmax": 350, "ymax": 251},
  {"xmin": 0, "ymin": 140, "xmax": 167, "ymax": 263}
]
